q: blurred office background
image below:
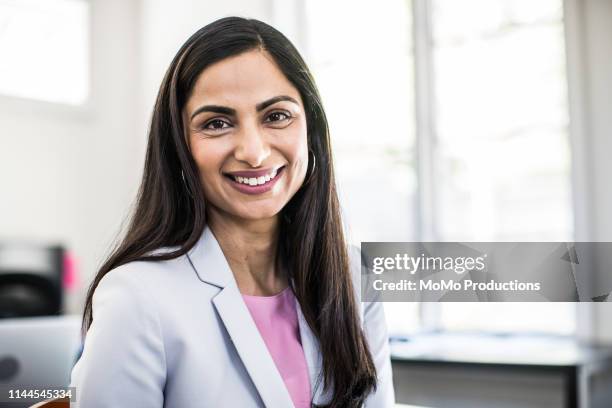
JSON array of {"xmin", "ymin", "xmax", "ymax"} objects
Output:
[{"xmin": 1, "ymin": 0, "xmax": 612, "ymax": 407}]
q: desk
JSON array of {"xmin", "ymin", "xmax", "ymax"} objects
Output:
[
  {"xmin": 395, "ymin": 405, "xmax": 431, "ymax": 408},
  {"xmin": 390, "ymin": 333, "xmax": 612, "ymax": 408}
]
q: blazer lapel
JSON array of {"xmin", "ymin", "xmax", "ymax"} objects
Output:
[{"xmin": 187, "ymin": 227, "xmax": 295, "ymax": 408}]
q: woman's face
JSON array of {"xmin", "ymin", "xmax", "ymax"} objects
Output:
[{"xmin": 183, "ymin": 49, "xmax": 309, "ymax": 222}]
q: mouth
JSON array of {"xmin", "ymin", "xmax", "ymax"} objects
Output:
[{"xmin": 223, "ymin": 165, "xmax": 286, "ymax": 194}]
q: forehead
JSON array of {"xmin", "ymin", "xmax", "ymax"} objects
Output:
[{"xmin": 186, "ymin": 49, "xmax": 302, "ymax": 111}]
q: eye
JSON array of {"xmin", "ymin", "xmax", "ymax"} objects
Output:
[
  {"xmin": 202, "ymin": 118, "xmax": 231, "ymax": 132},
  {"xmin": 265, "ymin": 111, "xmax": 291, "ymax": 124}
]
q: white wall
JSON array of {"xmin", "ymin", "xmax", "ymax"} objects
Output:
[
  {"xmin": 0, "ymin": 0, "xmax": 141, "ymax": 314},
  {"xmin": 139, "ymin": 0, "xmax": 274, "ymax": 150},
  {"xmin": 0, "ymin": 0, "xmax": 274, "ymax": 314}
]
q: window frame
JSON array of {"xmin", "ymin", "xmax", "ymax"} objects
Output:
[
  {"xmin": 288, "ymin": 0, "xmax": 592, "ymax": 339},
  {"xmin": 412, "ymin": 0, "xmax": 590, "ymax": 337}
]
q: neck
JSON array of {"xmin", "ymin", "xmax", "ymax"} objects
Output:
[{"xmin": 207, "ymin": 207, "xmax": 286, "ymax": 296}]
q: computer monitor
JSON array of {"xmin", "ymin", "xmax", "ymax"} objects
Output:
[
  {"xmin": 0, "ymin": 244, "xmax": 64, "ymax": 318},
  {"xmin": 0, "ymin": 315, "xmax": 81, "ymax": 408}
]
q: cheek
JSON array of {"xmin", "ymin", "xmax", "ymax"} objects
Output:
[
  {"xmin": 285, "ymin": 139, "xmax": 309, "ymax": 181},
  {"xmin": 189, "ymin": 140, "xmax": 225, "ymax": 181},
  {"xmin": 286, "ymin": 122, "xmax": 309, "ymax": 172},
  {"xmin": 190, "ymin": 141, "xmax": 230, "ymax": 207}
]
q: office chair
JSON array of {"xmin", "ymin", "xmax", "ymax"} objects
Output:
[{"xmin": 28, "ymin": 397, "xmax": 70, "ymax": 407}]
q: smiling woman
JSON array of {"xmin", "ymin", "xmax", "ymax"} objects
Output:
[{"xmin": 69, "ymin": 17, "xmax": 394, "ymax": 408}]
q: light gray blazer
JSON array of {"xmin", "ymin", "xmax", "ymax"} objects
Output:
[{"xmin": 70, "ymin": 226, "xmax": 394, "ymax": 407}]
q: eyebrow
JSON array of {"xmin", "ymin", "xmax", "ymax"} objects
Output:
[{"xmin": 190, "ymin": 95, "xmax": 299, "ymax": 121}]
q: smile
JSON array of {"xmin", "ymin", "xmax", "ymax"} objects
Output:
[
  {"xmin": 231, "ymin": 167, "xmax": 280, "ymax": 186},
  {"xmin": 223, "ymin": 166, "xmax": 286, "ymax": 195}
]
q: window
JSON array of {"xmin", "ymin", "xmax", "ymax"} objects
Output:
[
  {"xmin": 304, "ymin": 0, "xmax": 576, "ymax": 337},
  {"xmin": 304, "ymin": 0, "xmax": 417, "ymax": 245},
  {"xmin": 0, "ymin": 0, "xmax": 90, "ymax": 105},
  {"xmin": 431, "ymin": 0, "xmax": 572, "ymax": 242},
  {"xmin": 304, "ymin": 0, "xmax": 421, "ymax": 335},
  {"xmin": 429, "ymin": 0, "xmax": 575, "ymax": 335}
]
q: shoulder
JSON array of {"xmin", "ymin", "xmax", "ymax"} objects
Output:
[
  {"xmin": 346, "ymin": 244, "xmax": 388, "ymax": 326},
  {"xmin": 86, "ymin": 262, "xmax": 167, "ymax": 356},
  {"xmin": 347, "ymin": 244, "xmax": 363, "ymax": 298},
  {"xmin": 97, "ymin": 248, "xmax": 193, "ymax": 294},
  {"xmin": 91, "ymin": 250, "xmax": 198, "ymax": 322},
  {"xmin": 346, "ymin": 245, "xmax": 370, "ymax": 317},
  {"xmin": 347, "ymin": 244, "xmax": 367, "ymax": 271},
  {"xmin": 92, "ymin": 245, "xmax": 221, "ymax": 326},
  {"xmin": 89, "ymin": 251, "xmax": 197, "ymax": 341},
  {"xmin": 92, "ymin": 261, "xmax": 162, "ymax": 320}
]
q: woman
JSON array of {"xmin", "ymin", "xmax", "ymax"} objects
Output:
[{"xmin": 70, "ymin": 17, "xmax": 394, "ymax": 407}]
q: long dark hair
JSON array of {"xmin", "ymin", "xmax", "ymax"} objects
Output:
[{"xmin": 82, "ymin": 17, "xmax": 377, "ymax": 407}]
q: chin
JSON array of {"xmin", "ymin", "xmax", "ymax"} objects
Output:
[{"xmin": 232, "ymin": 204, "xmax": 284, "ymax": 222}]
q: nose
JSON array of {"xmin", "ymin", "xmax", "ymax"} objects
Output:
[{"xmin": 233, "ymin": 122, "xmax": 270, "ymax": 167}]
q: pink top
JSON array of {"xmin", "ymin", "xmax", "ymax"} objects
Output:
[{"xmin": 242, "ymin": 287, "xmax": 312, "ymax": 408}]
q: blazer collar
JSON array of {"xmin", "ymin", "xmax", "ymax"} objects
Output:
[{"xmin": 186, "ymin": 226, "xmax": 296, "ymax": 407}]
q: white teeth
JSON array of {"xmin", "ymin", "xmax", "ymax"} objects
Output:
[{"xmin": 231, "ymin": 167, "xmax": 282, "ymax": 186}]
